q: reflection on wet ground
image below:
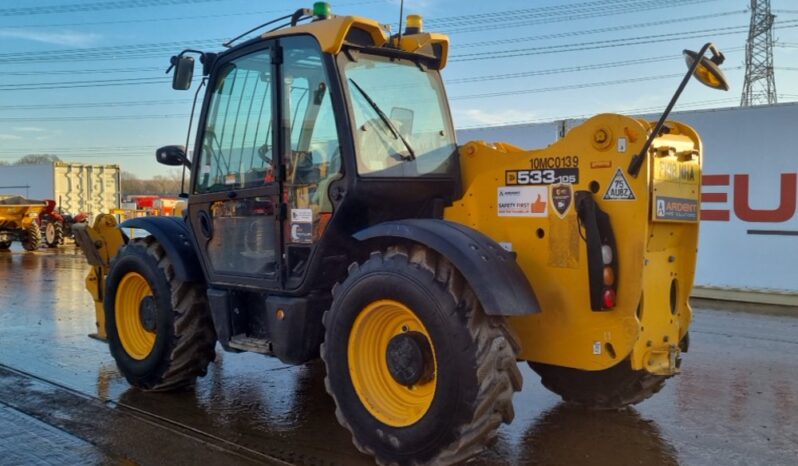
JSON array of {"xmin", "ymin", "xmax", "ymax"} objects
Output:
[{"xmin": 0, "ymin": 246, "xmax": 796, "ymax": 465}]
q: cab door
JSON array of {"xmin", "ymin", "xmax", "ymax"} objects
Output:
[{"xmin": 188, "ymin": 43, "xmax": 282, "ymax": 290}]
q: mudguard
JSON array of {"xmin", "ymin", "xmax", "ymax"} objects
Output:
[
  {"xmin": 119, "ymin": 217, "xmax": 204, "ymax": 283},
  {"xmin": 354, "ymin": 219, "xmax": 540, "ymax": 316}
]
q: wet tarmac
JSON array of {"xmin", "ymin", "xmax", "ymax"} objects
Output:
[{"xmin": 0, "ymin": 245, "xmax": 796, "ymax": 465}]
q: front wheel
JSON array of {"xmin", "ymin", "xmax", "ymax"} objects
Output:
[
  {"xmin": 105, "ymin": 236, "xmax": 216, "ymax": 391},
  {"xmin": 322, "ymin": 246, "xmax": 522, "ymax": 466}
]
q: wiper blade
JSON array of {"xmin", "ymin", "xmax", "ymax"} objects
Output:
[{"xmin": 348, "ymin": 78, "xmax": 415, "ymax": 161}]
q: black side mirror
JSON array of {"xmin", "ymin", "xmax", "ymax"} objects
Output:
[
  {"xmin": 156, "ymin": 145, "xmax": 190, "ymax": 167},
  {"xmin": 171, "ymin": 55, "xmax": 195, "ymax": 90}
]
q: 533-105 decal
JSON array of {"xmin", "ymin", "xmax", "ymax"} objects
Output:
[{"xmin": 506, "ymin": 168, "xmax": 579, "ymax": 186}]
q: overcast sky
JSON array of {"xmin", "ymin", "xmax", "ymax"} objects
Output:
[{"xmin": 1, "ymin": 0, "xmax": 796, "ymax": 177}]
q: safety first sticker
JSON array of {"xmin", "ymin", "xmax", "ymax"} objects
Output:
[
  {"xmin": 498, "ymin": 186, "xmax": 548, "ymax": 217},
  {"xmin": 604, "ymin": 168, "xmax": 636, "ymax": 200}
]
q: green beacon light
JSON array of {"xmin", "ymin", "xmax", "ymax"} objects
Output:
[{"xmin": 313, "ymin": 2, "xmax": 331, "ymax": 18}]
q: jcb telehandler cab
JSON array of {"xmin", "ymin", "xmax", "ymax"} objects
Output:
[{"xmin": 75, "ymin": 4, "xmax": 729, "ymax": 465}]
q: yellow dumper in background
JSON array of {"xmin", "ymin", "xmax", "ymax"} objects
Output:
[{"xmin": 0, "ymin": 195, "xmax": 45, "ymax": 251}]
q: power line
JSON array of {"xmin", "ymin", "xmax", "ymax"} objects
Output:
[
  {"xmin": 452, "ymin": 72, "xmax": 682, "ymax": 101},
  {"xmin": 0, "ymin": 0, "xmax": 225, "ymax": 17},
  {"xmin": 442, "ymin": 0, "xmax": 722, "ymax": 34},
  {"xmin": 0, "ymin": 77, "xmax": 173, "ymax": 91},
  {"xmin": 456, "ymin": 11, "xmax": 745, "ymax": 49},
  {"xmin": 0, "ymin": 99, "xmax": 191, "ymax": 111},
  {"xmin": 0, "ymin": 114, "xmax": 188, "ymax": 122},
  {"xmin": 1, "ymin": 66, "xmax": 163, "ymax": 76},
  {"xmin": 0, "ymin": 0, "xmax": 723, "ymax": 66},
  {"xmin": 450, "ymin": 20, "xmax": 798, "ymax": 63},
  {"xmin": 455, "ymin": 97, "xmax": 743, "ymax": 130},
  {"xmin": 1, "ymin": 1, "xmax": 386, "ymax": 28},
  {"xmin": 447, "ymin": 48, "xmax": 746, "ymax": 85}
]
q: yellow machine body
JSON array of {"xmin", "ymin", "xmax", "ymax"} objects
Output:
[
  {"xmin": 77, "ymin": 14, "xmax": 702, "ymax": 378},
  {"xmin": 445, "ymin": 114, "xmax": 701, "ymax": 374}
]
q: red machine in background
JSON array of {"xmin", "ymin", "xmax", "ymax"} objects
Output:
[{"xmin": 38, "ymin": 200, "xmax": 88, "ymax": 248}]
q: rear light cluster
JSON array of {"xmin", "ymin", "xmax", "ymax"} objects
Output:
[
  {"xmin": 601, "ymin": 244, "xmax": 616, "ymax": 308},
  {"xmin": 575, "ymin": 191, "xmax": 619, "ymax": 312}
]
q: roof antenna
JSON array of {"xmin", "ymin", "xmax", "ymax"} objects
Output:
[{"xmin": 397, "ymin": 0, "xmax": 404, "ymax": 48}]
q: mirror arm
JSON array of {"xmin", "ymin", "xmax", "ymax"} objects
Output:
[{"xmin": 627, "ymin": 42, "xmax": 713, "ymax": 178}]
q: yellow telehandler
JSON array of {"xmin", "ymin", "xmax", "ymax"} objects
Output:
[{"xmin": 74, "ymin": 3, "xmax": 729, "ymax": 465}]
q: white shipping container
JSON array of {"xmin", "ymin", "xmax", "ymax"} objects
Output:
[
  {"xmin": 0, "ymin": 162, "xmax": 121, "ymax": 216},
  {"xmin": 457, "ymin": 102, "xmax": 798, "ymax": 303}
]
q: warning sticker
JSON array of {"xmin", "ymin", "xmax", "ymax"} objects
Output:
[
  {"xmin": 498, "ymin": 186, "xmax": 548, "ymax": 217},
  {"xmin": 290, "ymin": 208, "xmax": 313, "ymax": 244},
  {"xmin": 603, "ymin": 168, "xmax": 636, "ymax": 201},
  {"xmin": 290, "ymin": 208, "xmax": 313, "ymax": 223},
  {"xmin": 655, "ymin": 196, "xmax": 699, "ymax": 222}
]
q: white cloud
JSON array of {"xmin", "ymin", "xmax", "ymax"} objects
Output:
[
  {"xmin": 0, "ymin": 134, "xmax": 22, "ymax": 140},
  {"xmin": 0, "ymin": 29, "xmax": 100, "ymax": 47},
  {"xmin": 456, "ymin": 108, "xmax": 540, "ymax": 127},
  {"xmin": 13, "ymin": 127, "xmax": 46, "ymax": 133}
]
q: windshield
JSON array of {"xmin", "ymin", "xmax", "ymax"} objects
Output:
[{"xmin": 343, "ymin": 52, "xmax": 457, "ymax": 177}]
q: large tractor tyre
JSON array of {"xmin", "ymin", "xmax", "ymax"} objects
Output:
[
  {"xmin": 21, "ymin": 224, "xmax": 41, "ymax": 251},
  {"xmin": 321, "ymin": 245, "xmax": 522, "ymax": 466},
  {"xmin": 43, "ymin": 221, "xmax": 64, "ymax": 248},
  {"xmin": 105, "ymin": 236, "xmax": 216, "ymax": 391},
  {"xmin": 529, "ymin": 361, "xmax": 668, "ymax": 410}
]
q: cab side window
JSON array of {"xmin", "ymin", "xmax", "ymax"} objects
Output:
[{"xmin": 196, "ymin": 50, "xmax": 274, "ymax": 193}]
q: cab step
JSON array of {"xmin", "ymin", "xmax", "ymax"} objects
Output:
[{"xmin": 228, "ymin": 335, "xmax": 273, "ymax": 354}]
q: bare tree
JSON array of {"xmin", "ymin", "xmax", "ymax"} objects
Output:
[{"xmin": 15, "ymin": 154, "xmax": 61, "ymax": 165}]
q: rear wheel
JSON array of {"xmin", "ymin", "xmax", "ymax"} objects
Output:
[
  {"xmin": 43, "ymin": 221, "xmax": 64, "ymax": 247},
  {"xmin": 322, "ymin": 245, "xmax": 522, "ymax": 466},
  {"xmin": 22, "ymin": 223, "xmax": 41, "ymax": 251},
  {"xmin": 530, "ymin": 361, "xmax": 668, "ymax": 409},
  {"xmin": 105, "ymin": 236, "xmax": 216, "ymax": 391}
]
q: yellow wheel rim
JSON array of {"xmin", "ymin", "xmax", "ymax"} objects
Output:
[
  {"xmin": 348, "ymin": 299, "xmax": 437, "ymax": 427},
  {"xmin": 115, "ymin": 272, "xmax": 156, "ymax": 360}
]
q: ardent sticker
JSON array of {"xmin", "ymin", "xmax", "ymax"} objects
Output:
[
  {"xmin": 550, "ymin": 183, "xmax": 573, "ymax": 219},
  {"xmin": 604, "ymin": 168, "xmax": 636, "ymax": 200},
  {"xmin": 498, "ymin": 186, "xmax": 548, "ymax": 217},
  {"xmin": 655, "ymin": 196, "xmax": 699, "ymax": 221}
]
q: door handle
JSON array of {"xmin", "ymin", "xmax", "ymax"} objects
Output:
[{"xmin": 198, "ymin": 210, "xmax": 213, "ymax": 239}]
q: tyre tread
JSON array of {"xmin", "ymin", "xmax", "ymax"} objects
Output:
[
  {"xmin": 322, "ymin": 244, "xmax": 521, "ymax": 466},
  {"xmin": 114, "ymin": 237, "xmax": 215, "ymax": 391}
]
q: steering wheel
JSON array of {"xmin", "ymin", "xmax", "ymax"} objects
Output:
[{"xmin": 258, "ymin": 143, "xmax": 272, "ymax": 165}]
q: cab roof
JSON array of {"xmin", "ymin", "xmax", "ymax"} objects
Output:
[{"xmin": 259, "ymin": 15, "xmax": 450, "ymax": 69}]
